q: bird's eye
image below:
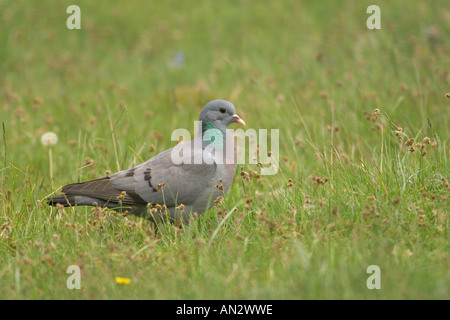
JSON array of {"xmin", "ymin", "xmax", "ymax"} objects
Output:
[{"xmin": 219, "ymin": 107, "xmax": 226, "ymax": 114}]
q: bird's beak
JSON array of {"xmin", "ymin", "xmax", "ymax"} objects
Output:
[{"xmin": 231, "ymin": 114, "xmax": 246, "ymax": 126}]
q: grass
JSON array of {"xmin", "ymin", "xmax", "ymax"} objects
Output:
[{"xmin": 0, "ymin": 0, "xmax": 449, "ymax": 299}]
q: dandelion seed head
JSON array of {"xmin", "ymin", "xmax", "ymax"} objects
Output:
[{"xmin": 41, "ymin": 132, "xmax": 58, "ymax": 147}]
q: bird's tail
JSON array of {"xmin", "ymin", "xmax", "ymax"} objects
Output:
[
  {"xmin": 46, "ymin": 193, "xmax": 110, "ymax": 207},
  {"xmin": 46, "ymin": 177, "xmax": 117, "ymax": 207},
  {"xmin": 46, "ymin": 176, "xmax": 146, "ymax": 208}
]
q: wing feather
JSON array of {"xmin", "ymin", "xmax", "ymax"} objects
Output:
[{"xmin": 110, "ymin": 142, "xmax": 218, "ymax": 208}]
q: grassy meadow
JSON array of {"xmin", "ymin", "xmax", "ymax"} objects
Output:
[{"xmin": 0, "ymin": 0, "xmax": 449, "ymax": 299}]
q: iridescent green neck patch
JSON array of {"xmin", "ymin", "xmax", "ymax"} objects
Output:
[{"xmin": 202, "ymin": 122, "xmax": 224, "ymax": 148}]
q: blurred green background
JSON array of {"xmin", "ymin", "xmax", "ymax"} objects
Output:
[{"xmin": 0, "ymin": 0, "xmax": 448, "ymax": 299}]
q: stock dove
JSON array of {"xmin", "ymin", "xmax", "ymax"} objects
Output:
[{"xmin": 47, "ymin": 100, "xmax": 245, "ymax": 223}]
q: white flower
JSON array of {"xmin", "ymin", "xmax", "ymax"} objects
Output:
[{"xmin": 41, "ymin": 132, "xmax": 58, "ymax": 146}]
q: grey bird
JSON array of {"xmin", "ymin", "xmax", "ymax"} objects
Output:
[{"xmin": 47, "ymin": 100, "xmax": 245, "ymax": 223}]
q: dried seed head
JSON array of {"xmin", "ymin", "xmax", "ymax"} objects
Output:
[
  {"xmin": 84, "ymin": 157, "xmax": 94, "ymax": 166},
  {"xmin": 117, "ymin": 191, "xmax": 126, "ymax": 200},
  {"xmin": 240, "ymin": 170, "xmax": 250, "ymax": 181},
  {"xmin": 40, "ymin": 132, "xmax": 58, "ymax": 147},
  {"xmin": 309, "ymin": 174, "xmax": 329, "ymax": 186},
  {"xmin": 405, "ymin": 138, "xmax": 415, "ymax": 146},
  {"xmin": 175, "ymin": 204, "xmax": 185, "ymax": 211},
  {"xmin": 213, "ymin": 196, "xmax": 224, "ymax": 207},
  {"xmin": 156, "ymin": 182, "xmax": 166, "ymax": 191},
  {"xmin": 287, "ymin": 178, "xmax": 295, "ymax": 187}
]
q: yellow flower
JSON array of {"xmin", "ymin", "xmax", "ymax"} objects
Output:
[{"xmin": 115, "ymin": 277, "xmax": 131, "ymax": 285}]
